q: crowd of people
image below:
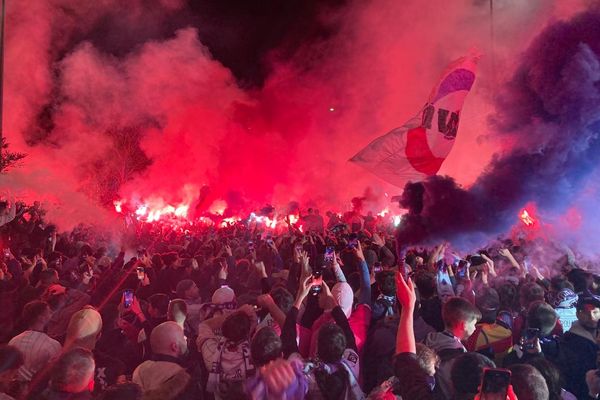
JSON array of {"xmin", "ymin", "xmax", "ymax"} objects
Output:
[{"xmin": 2, "ymin": 197, "xmax": 600, "ymax": 399}]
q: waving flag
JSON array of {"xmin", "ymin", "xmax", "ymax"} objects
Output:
[{"xmin": 350, "ymin": 54, "xmax": 479, "ymax": 187}]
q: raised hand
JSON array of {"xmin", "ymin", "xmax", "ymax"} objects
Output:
[{"xmin": 395, "ymin": 271, "xmax": 416, "ymax": 311}]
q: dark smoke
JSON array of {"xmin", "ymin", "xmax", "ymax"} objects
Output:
[{"xmin": 397, "ymin": 9, "xmax": 600, "ymax": 252}]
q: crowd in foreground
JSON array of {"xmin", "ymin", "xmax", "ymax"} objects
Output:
[{"xmin": 2, "ymin": 199, "xmax": 600, "ymax": 399}]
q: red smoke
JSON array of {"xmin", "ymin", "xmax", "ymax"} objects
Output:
[{"xmin": 0, "ymin": 0, "xmax": 589, "ymax": 231}]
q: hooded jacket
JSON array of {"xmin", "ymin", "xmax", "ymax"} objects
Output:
[{"xmin": 558, "ymin": 320, "xmax": 599, "ymax": 400}]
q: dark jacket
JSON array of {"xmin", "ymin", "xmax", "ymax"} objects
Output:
[{"xmin": 558, "ymin": 321, "xmax": 599, "ymax": 400}]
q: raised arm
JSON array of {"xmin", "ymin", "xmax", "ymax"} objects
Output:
[
  {"xmin": 282, "ymin": 275, "xmax": 312, "ymax": 358},
  {"xmin": 354, "ymin": 242, "xmax": 371, "ymax": 306}
]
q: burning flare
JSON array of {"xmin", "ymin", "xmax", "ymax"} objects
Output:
[{"xmin": 520, "ymin": 209, "xmax": 535, "ymax": 227}]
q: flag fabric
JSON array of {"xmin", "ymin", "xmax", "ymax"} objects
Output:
[{"xmin": 350, "ymin": 54, "xmax": 479, "ymax": 187}]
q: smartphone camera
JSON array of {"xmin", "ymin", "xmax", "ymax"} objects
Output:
[
  {"xmin": 310, "ymin": 268, "xmax": 323, "ymax": 295},
  {"xmin": 521, "ymin": 327, "xmax": 540, "ymax": 351},
  {"xmin": 480, "ymin": 368, "xmax": 511, "ymax": 398},
  {"xmin": 324, "ymin": 246, "xmax": 335, "ymax": 265},
  {"xmin": 373, "ymin": 261, "xmax": 383, "ymax": 274},
  {"xmin": 123, "ymin": 290, "xmax": 134, "ymax": 308}
]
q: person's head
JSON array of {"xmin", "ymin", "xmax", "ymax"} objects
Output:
[
  {"xmin": 376, "ymin": 270, "xmax": 396, "ymax": 297},
  {"xmin": 147, "ymin": 293, "xmax": 170, "ymax": 319},
  {"xmin": 549, "ymin": 275, "xmax": 574, "ymax": 293},
  {"xmin": 162, "ymin": 252, "xmax": 179, "ymax": 268},
  {"xmin": 576, "ymin": 294, "xmax": 600, "ymax": 329},
  {"xmin": 38, "ymin": 268, "xmax": 59, "ymax": 286},
  {"xmin": 64, "ymin": 306, "xmax": 103, "ymax": 350},
  {"xmin": 526, "ymin": 301, "xmax": 557, "ymax": 337},
  {"xmin": 567, "ymin": 268, "xmax": 593, "ymax": 293},
  {"xmin": 270, "ymin": 287, "xmax": 294, "ymax": 314},
  {"xmin": 21, "ymin": 300, "xmax": 52, "ymax": 331},
  {"xmin": 526, "ymin": 358, "xmax": 563, "ymax": 400},
  {"xmin": 451, "ymin": 352, "xmax": 496, "ymax": 396},
  {"xmin": 222, "ymin": 311, "xmax": 251, "ymax": 343},
  {"xmin": 212, "ymin": 286, "xmax": 236, "ymax": 306},
  {"xmin": 475, "ymin": 287, "xmax": 500, "ymax": 323},
  {"xmin": 0, "ymin": 345, "xmax": 24, "ymax": 387},
  {"xmin": 175, "ymin": 279, "xmax": 199, "ymax": 300},
  {"xmin": 497, "ymin": 282, "xmax": 519, "ymax": 312},
  {"xmin": 167, "ymin": 299, "xmax": 188, "ymax": 326},
  {"xmin": 442, "ymin": 297, "xmax": 481, "ymax": 340},
  {"xmin": 519, "ymin": 283, "xmax": 545, "ymax": 309},
  {"xmin": 96, "ymin": 383, "xmax": 142, "ymax": 400},
  {"xmin": 150, "ymin": 321, "xmax": 188, "ymax": 358},
  {"xmin": 317, "ymin": 323, "xmax": 346, "ymax": 364},
  {"xmin": 507, "ymin": 364, "xmax": 549, "ymax": 400},
  {"xmin": 415, "ymin": 343, "xmax": 440, "ymax": 377},
  {"xmin": 251, "ymin": 327, "xmax": 282, "ymax": 367},
  {"xmin": 414, "ymin": 271, "xmax": 437, "ymax": 299},
  {"xmin": 50, "ymin": 347, "xmax": 95, "ymax": 394}
]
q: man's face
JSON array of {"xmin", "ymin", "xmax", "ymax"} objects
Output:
[
  {"xmin": 577, "ymin": 304, "xmax": 600, "ymax": 329},
  {"xmin": 187, "ymin": 284, "xmax": 200, "ymax": 300},
  {"xmin": 463, "ymin": 318, "xmax": 478, "ymax": 340}
]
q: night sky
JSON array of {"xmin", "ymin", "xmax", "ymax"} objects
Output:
[{"xmin": 79, "ymin": 0, "xmax": 347, "ymax": 87}]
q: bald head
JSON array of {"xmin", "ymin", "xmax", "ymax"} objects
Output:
[{"xmin": 150, "ymin": 321, "xmax": 187, "ymax": 358}]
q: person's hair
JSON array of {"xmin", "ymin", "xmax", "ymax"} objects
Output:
[
  {"xmin": 79, "ymin": 245, "xmax": 93, "ymax": 258},
  {"xmin": 168, "ymin": 299, "xmax": 188, "ymax": 322},
  {"xmin": 38, "ymin": 268, "xmax": 58, "ymax": 286},
  {"xmin": 414, "ymin": 272, "xmax": 437, "ymax": 299},
  {"xmin": 526, "ymin": 358, "xmax": 563, "ymax": 400},
  {"xmin": 50, "ymin": 347, "xmax": 95, "ymax": 393},
  {"xmin": 376, "ymin": 271, "xmax": 396, "ymax": 297},
  {"xmin": 161, "ymin": 252, "xmax": 179, "ymax": 267},
  {"xmin": 451, "ymin": 352, "xmax": 496, "ymax": 395},
  {"xmin": 476, "ymin": 287, "xmax": 500, "ymax": 323},
  {"xmin": 20, "ymin": 300, "xmax": 50, "ymax": 329},
  {"xmin": 498, "ymin": 282, "xmax": 519, "ymax": 312},
  {"xmin": 270, "ymin": 287, "xmax": 294, "ymax": 314},
  {"xmin": 314, "ymin": 326, "xmax": 350, "ymax": 400},
  {"xmin": 550, "ymin": 275, "xmax": 574, "ymax": 292},
  {"xmin": 442, "ymin": 297, "xmax": 481, "ymax": 329},
  {"xmin": 151, "ymin": 254, "xmax": 164, "ymax": 270},
  {"xmin": 567, "ymin": 269, "xmax": 592, "ymax": 293},
  {"xmin": 0, "ymin": 345, "xmax": 24, "ymax": 373},
  {"xmin": 251, "ymin": 327, "xmax": 282, "ymax": 367},
  {"xmin": 148, "ymin": 293, "xmax": 170, "ymax": 316},
  {"xmin": 519, "ymin": 283, "xmax": 545, "ymax": 308},
  {"xmin": 222, "ymin": 311, "xmax": 251, "ymax": 343},
  {"xmin": 415, "ymin": 343, "xmax": 440, "ymax": 375},
  {"xmin": 317, "ymin": 323, "xmax": 346, "ymax": 364},
  {"xmin": 508, "ymin": 364, "xmax": 549, "ymax": 400},
  {"xmin": 526, "ymin": 301, "xmax": 558, "ymax": 337},
  {"xmin": 96, "ymin": 383, "xmax": 142, "ymax": 400}
]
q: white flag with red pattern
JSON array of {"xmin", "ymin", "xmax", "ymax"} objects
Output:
[{"xmin": 350, "ymin": 54, "xmax": 479, "ymax": 187}]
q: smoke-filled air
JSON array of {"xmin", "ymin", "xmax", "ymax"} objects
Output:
[{"xmin": 1, "ymin": 0, "xmax": 599, "ymax": 254}]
